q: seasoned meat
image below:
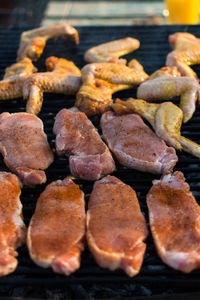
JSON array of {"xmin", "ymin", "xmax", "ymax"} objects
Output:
[
  {"xmin": 0, "ymin": 112, "xmax": 54, "ymax": 186},
  {"xmin": 53, "ymin": 108, "xmax": 115, "ymax": 181},
  {"xmin": 0, "ymin": 172, "xmax": 26, "ymax": 276},
  {"xmin": 87, "ymin": 175, "xmax": 148, "ymax": 277},
  {"xmin": 100, "ymin": 111, "xmax": 178, "ymax": 174},
  {"xmin": 27, "ymin": 178, "xmax": 85, "ymax": 275},
  {"xmin": 147, "ymin": 171, "xmax": 200, "ymax": 273}
]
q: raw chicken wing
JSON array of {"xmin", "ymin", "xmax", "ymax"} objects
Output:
[
  {"xmin": 53, "ymin": 108, "xmax": 115, "ymax": 181},
  {"xmin": 0, "ymin": 58, "xmax": 35, "ymax": 100},
  {"xmin": 166, "ymin": 32, "xmax": 200, "ymax": 78},
  {"xmin": 76, "ymin": 60, "xmax": 148, "ymax": 116},
  {"xmin": 100, "ymin": 111, "xmax": 177, "ymax": 174},
  {"xmin": 147, "ymin": 171, "xmax": 200, "ymax": 273},
  {"xmin": 0, "ymin": 112, "xmax": 54, "ymax": 186},
  {"xmin": 0, "ymin": 172, "xmax": 26, "ymax": 276},
  {"xmin": 23, "ymin": 56, "xmax": 81, "ymax": 115},
  {"xmin": 27, "ymin": 178, "xmax": 85, "ymax": 275},
  {"xmin": 87, "ymin": 175, "xmax": 148, "ymax": 277},
  {"xmin": 84, "ymin": 37, "xmax": 140, "ymax": 64},
  {"xmin": 17, "ymin": 24, "xmax": 79, "ymax": 62},
  {"xmin": 137, "ymin": 66, "xmax": 200, "ymax": 123}
]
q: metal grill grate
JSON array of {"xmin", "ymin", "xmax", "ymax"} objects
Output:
[{"xmin": 0, "ymin": 25, "xmax": 200, "ymax": 299}]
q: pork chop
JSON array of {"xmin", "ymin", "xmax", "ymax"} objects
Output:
[
  {"xmin": 0, "ymin": 112, "xmax": 54, "ymax": 187},
  {"xmin": 147, "ymin": 171, "xmax": 200, "ymax": 273},
  {"xmin": 0, "ymin": 172, "xmax": 26, "ymax": 276},
  {"xmin": 53, "ymin": 108, "xmax": 116, "ymax": 181},
  {"xmin": 100, "ymin": 111, "xmax": 178, "ymax": 174},
  {"xmin": 27, "ymin": 178, "xmax": 85, "ymax": 275},
  {"xmin": 87, "ymin": 175, "xmax": 148, "ymax": 277}
]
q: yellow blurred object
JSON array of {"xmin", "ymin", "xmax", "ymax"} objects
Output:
[{"xmin": 165, "ymin": 0, "xmax": 200, "ymax": 24}]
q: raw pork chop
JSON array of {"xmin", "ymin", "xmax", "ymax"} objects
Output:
[
  {"xmin": 147, "ymin": 171, "xmax": 200, "ymax": 273},
  {"xmin": 100, "ymin": 111, "xmax": 178, "ymax": 174},
  {"xmin": 27, "ymin": 178, "xmax": 85, "ymax": 275},
  {"xmin": 53, "ymin": 108, "xmax": 116, "ymax": 181},
  {"xmin": 0, "ymin": 112, "xmax": 54, "ymax": 186},
  {"xmin": 87, "ymin": 175, "xmax": 148, "ymax": 277},
  {"xmin": 0, "ymin": 172, "xmax": 26, "ymax": 276}
]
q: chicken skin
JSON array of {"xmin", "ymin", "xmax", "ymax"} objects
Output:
[
  {"xmin": 147, "ymin": 171, "xmax": 200, "ymax": 273},
  {"xmin": 27, "ymin": 178, "xmax": 85, "ymax": 275},
  {"xmin": 17, "ymin": 24, "xmax": 79, "ymax": 62},
  {"xmin": 0, "ymin": 112, "xmax": 54, "ymax": 186},
  {"xmin": 23, "ymin": 56, "xmax": 81, "ymax": 115},
  {"xmin": 84, "ymin": 37, "xmax": 140, "ymax": 64},
  {"xmin": 166, "ymin": 32, "xmax": 200, "ymax": 78},
  {"xmin": 0, "ymin": 172, "xmax": 26, "ymax": 276},
  {"xmin": 113, "ymin": 98, "xmax": 200, "ymax": 158},
  {"xmin": 137, "ymin": 66, "xmax": 200, "ymax": 123},
  {"xmin": 0, "ymin": 58, "xmax": 35, "ymax": 100},
  {"xmin": 76, "ymin": 60, "xmax": 148, "ymax": 116},
  {"xmin": 87, "ymin": 175, "xmax": 148, "ymax": 277}
]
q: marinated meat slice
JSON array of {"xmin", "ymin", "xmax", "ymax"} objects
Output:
[
  {"xmin": 147, "ymin": 171, "xmax": 200, "ymax": 273},
  {"xmin": 27, "ymin": 178, "xmax": 85, "ymax": 275},
  {"xmin": 53, "ymin": 108, "xmax": 115, "ymax": 181},
  {"xmin": 100, "ymin": 111, "xmax": 178, "ymax": 174},
  {"xmin": 0, "ymin": 112, "xmax": 54, "ymax": 187},
  {"xmin": 87, "ymin": 175, "xmax": 148, "ymax": 277},
  {"xmin": 0, "ymin": 172, "xmax": 26, "ymax": 276}
]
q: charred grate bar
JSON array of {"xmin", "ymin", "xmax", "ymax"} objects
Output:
[{"xmin": 0, "ymin": 25, "xmax": 200, "ymax": 299}]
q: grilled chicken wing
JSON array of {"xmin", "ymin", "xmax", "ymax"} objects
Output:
[
  {"xmin": 166, "ymin": 32, "xmax": 200, "ymax": 78},
  {"xmin": 0, "ymin": 58, "xmax": 35, "ymax": 100},
  {"xmin": 17, "ymin": 24, "xmax": 79, "ymax": 62},
  {"xmin": 87, "ymin": 175, "xmax": 148, "ymax": 277},
  {"xmin": 100, "ymin": 111, "xmax": 177, "ymax": 174},
  {"xmin": 23, "ymin": 56, "xmax": 81, "ymax": 115},
  {"xmin": 137, "ymin": 66, "xmax": 200, "ymax": 123},
  {"xmin": 0, "ymin": 112, "xmax": 54, "ymax": 186},
  {"xmin": 147, "ymin": 171, "xmax": 200, "ymax": 273},
  {"xmin": 27, "ymin": 178, "xmax": 85, "ymax": 275},
  {"xmin": 113, "ymin": 98, "xmax": 200, "ymax": 158},
  {"xmin": 84, "ymin": 37, "xmax": 140, "ymax": 64},
  {"xmin": 76, "ymin": 60, "xmax": 148, "ymax": 116},
  {"xmin": 0, "ymin": 172, "xmax": 26, "ymax": 276}
]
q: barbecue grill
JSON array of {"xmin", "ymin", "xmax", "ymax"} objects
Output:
[{"xmin": 1, "ymin": 25, "xmax": 200, "ymax": 299}]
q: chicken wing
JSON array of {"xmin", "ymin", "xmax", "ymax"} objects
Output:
[
  {"xmin": 166, "ymin": 32, "xmax": 200, "ymax": 78},
  {"xmin": 84, "ymin": 37, "xmax": 140, "ymax": 64},
  {"xmin": 137, "ymin": 66, "xmax": 200, "ymax": 123},
  {"xmin": 17, "ymin": 24, "xmax": 79, "ymax": 62},
  {"xmin": 0, "ymin": 58, "xmax": 35, "ymax": 100},
  {"xmin": 23, "ymin": 56, "xmax": 81, "ymax": 115},
  {"xmin": 113, "ymin": 98, "xmax": 200, "ymax": 158},
  {"xmin": 75, "ymin": 60, "xmax": 148, "ymax": 116}
]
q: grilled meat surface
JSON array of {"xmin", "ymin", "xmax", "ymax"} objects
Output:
[
  {"xmin": 27, "ymin": 178, "xmax": 85, "ymax": 275},
  {"xmin": 0, "ymin": 112, "xmax": 54, "ymax": 186},
  {"xmin": 0, "ymin": 172, "xmax": 26, "ymax": 276},
  {"xmin": 53, "ymin": 108, "xmax": 116, "ymax": 181}
]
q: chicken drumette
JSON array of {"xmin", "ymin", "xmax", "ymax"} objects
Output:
[
  {"xmin": 75, "ymin": 59, "xmax": 148, "ymax": 116},
  {"xmin": 17, "ymin": 24, "xmax": 79, "ymax": 62},
  {"xmin": 84, "ymin": 37, "xmax": 140, "ymax": 64},
  {"xmin": 0, "ymin": 58, "xmax": 35, "ymax": 100},
  {"xmin": 23, "ymin": 56, "xmax": 81, "ymax": 115},
  {"xmin": 137, "ymin": 66, "xmax": 200, "ymax": 123},
  {"xmin": 113, "ymin": 98, "xmax": 200, "ymax": 158},
  {"xmin": 166, "ymin": 32, "xmax": 200, "ymax": 79}
]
